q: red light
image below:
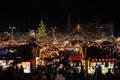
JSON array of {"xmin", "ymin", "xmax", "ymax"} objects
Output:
[
  {"xmin": 31, "ymin": 61, "xmax": 34, "ymax": 64},
  {"xmin": 112, "ymin": 58, "xmax": 114, "ymax": 61},
  {"xmin": 92, "ymin": 59, "xmax": 94, "ymax": 61},
  {"xmin": 99, "ymin": 59, "xmax": 101, "ymax": 61},
  {"xmin": 95, "ymin": 59, "xmax": 97, "ymax": 61},
  {"xmin": 102, "ymin": 59, "xmax": 104, "ymax": 61},
  {"xmin": 106, "ymin": 59, "xmax": 108, "ymax": 61}
]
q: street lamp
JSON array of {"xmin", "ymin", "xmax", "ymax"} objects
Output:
[
  {"xmin": 9, "ymin": 26, "xmax": 16, "ymax": 39},
  {"xmin": 50, "ymin": 27, "xmax": 56, "ymax": 39},
  {"xmin": 50, "ymin": 27, "xmax": 57, "ymax": 45}
]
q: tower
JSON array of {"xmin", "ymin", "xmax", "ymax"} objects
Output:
[{"xmin": 66, "ymin": 12, "xmax": 71, "ymax": 32}]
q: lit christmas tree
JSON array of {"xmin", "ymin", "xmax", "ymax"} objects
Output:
[{"xmin": 36, "ymin": 20, "xmax": 48, "ymax": 43}]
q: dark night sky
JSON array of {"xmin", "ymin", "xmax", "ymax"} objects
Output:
[{"xmin": 0, "ymin": 0, "xmax": 120, "ymax": 35}]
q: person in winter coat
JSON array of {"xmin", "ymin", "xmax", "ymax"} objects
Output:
[
  {"xmin": 55, "ymin": 74, "xmax": 65, "ymax": 80},
  {"xmin": 55, "ymin": 70, "xmax": 65, "ymax": 80}
]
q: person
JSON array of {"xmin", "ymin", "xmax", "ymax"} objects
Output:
[
  {"xmin": 55, "ymin": 74, "xmax": 65, "ymax": 80},
  {"xmin": 19, "ymin": 65, "xmax": 24, "ymax": 80},
  {"xmin": 92, "ymin": 65, "xmax": 104, "ymax": 80},
  {"xmin": 105, "ymin": 68, "xmax": 114, "ymax": 80},
  {"xmin": 79, "ymin": 65, "xmax": 87, "ymax": 80},
  {"xmin": 114, "ymin": 68, "xmax": 120, "ymax": 80},
  {"xmin": 41, "ymin": 75, "xmax": 47, "ymax": 80},
  {"xmin": 55, "ymin": 70, "xmax": 65, "ymax": 80}
]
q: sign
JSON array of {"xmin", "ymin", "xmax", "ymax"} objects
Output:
[
  {"xmin": 90, "ymin": 58, "xmax": 116, "ymax": 62},
  {"xmin": 69, "ymin": 54, "xmax": 82, "ymax": 61}
]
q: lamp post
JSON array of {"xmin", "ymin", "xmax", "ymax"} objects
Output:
[
  {"xmin": 9, "ymin": 27, "xmax": 16, "ymax": 39},
  {"xmin": 50, "ymin": 27, "xmax": 56, "ymax": 45},
  {"xmin": 51, "ymin": 27, "xmax": 56, "ymax": 39}
]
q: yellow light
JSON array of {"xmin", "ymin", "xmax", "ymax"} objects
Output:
[{"xmin": 75, "ymin": 48, "xmax": 79, "ymax": 52}]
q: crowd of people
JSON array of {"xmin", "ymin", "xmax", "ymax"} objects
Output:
[
  {"xmin": 0, "ymin": 54, "xmax": 120, "ymax": 80},
  {"xmin": 0, "ymin": 50, "xmax": 120, "ymax": 80},
  {"xmin": 32, "ymin": 59, "xmax": 120, "ymax": 80},
  {"xmin": 0, "ymin": 64, "xmax": 24, "ymax": 80}
]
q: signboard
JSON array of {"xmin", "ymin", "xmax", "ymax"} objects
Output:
[{"xmin": 69, "ymin": 54, "xmax": 82, "ymax": 61}]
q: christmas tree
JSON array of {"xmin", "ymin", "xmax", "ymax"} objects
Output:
[{"xmin": 36, "ymin": 20, "xmax": 48, "ymax": 43}]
